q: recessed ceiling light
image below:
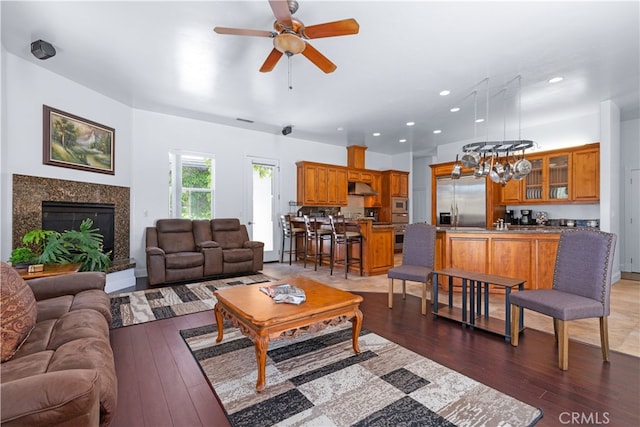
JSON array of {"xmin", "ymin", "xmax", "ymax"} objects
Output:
[
  {"xmin": 450, "ymin": 107, "xmax": 460, "ymax": 112},
  {"xmin": 475, "ymin": 118, "xmax": 485, "ymax": 123},
  {"xmin": 399, "ymin": 139, "xmax": 407, "ymax": 143},
  {"xmin": 406, "ymin": 121, "xmax": 415, "ymax": 126},
  {"xmin": 439, "ymin": 90, "xmax": 450, "ymax": 96},
  {"xmin": 372, "ymin": 132, "xmax": 381, "ymax": 136},
  {"xmin": 337, "ymin": 126, "xmax": 344, "ymax": 131},
  {"xmin": 549, "ymin": 76, "xmax": 563, "ymax": 83},
  {"xmin": 433, "ymin": 130, "xmax": 442, "ymax": 134}
]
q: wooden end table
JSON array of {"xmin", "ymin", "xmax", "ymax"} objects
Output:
[{"xmin": 213, "ymin": 276, "xmax": 363, "ymax": 392}]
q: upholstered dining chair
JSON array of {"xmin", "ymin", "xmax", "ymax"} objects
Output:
[
  {"xmin": 510, "ymin": 229, "xmax": 617, "ymax": 370},
  {"xmin": 387, "ymin": 222, "xmax": 436, "ymax": 315},
  {"xmin": 279, "ymin": 214, "xmax": 305, "ymax": 265}
]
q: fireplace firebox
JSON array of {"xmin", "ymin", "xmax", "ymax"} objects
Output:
[{"xmin": 42, "ymin": 201, "xmax": 115, "ymax": 261}]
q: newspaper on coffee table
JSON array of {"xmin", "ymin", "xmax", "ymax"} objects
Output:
[{"xmin": 259, "ymin": 283, "xmax": 306, "ymax": 305}]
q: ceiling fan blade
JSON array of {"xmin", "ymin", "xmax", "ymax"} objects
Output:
[
  {"xmin": 259, "ymin": 48, "xmax": 284, "ymax": 73},
  {"xmin": 269, "ymin": 0, "xmax": 293, "ymax": 28},
  {"xmin": 214, "ymin": 27, "xmax": 274, "ymax": 37},
  {"xmin": 301, "ymin": 42, "xmax": 337, "ymax": 74},
  {"xmin": 303, "ymin": 19, "xmax": 360, "ymax": 39}
]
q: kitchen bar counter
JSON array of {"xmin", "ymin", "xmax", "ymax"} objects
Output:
[
  {"xmin": 436, "ymin": 228, "xmax": 562, "ymax": 291},
  {"xmin": 290, "ymin": 217, "xmax": 395, "ymax": 276},
  {"xmin": 436, "ymin": 226, "xmax": 596, "ymax": 234}
]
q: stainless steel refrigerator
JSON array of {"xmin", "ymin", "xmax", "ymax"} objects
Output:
[{"xmin": 436, "ymin": 175, "xmax": 486, "ymax": 227}]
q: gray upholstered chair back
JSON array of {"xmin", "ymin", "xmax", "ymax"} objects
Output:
[
  {"xmin": 552, "ymin": 229, "xmax": 617, "ymax": 315},
  {"xmin": 402, "ymin": 223, "xmax": 436, "ymax": 268}
]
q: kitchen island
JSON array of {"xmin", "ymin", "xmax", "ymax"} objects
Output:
[
  {"xmin": 436, "ymin": 226, "xmax": 566, "ymax": 291},
  {"xmin": 291, "ymin": 217, "xmax": 395, "ymax": 276}
]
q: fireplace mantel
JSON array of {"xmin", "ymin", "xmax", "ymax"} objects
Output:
[{"xmin": 12, "ymin": 174, "xmax": 130, "ymax": 262}]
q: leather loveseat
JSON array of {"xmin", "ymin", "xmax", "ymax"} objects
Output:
[
  {"xmin": 145, "ymin": 218, "xmax": 264, "ymax": 286},
  {"xmin": 0, "ymin": 262, "xmax": 117, "ymax": 427}
]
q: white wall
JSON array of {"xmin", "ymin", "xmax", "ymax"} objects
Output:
[
  {"xmin": 0, "ymin": 51, "xmax": 407, "ymax": 277},
  {"xmin": 621, "ymin": 118, "xmax": 640, "ymax": 272},
  {"xmin": 1, "ymin": 52, "xmax": 133, "ymax": 260}
]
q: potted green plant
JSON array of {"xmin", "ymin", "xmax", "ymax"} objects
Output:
[{"xmin": 9, "ymin": 218, "xmax": 111, "ymax": 272}]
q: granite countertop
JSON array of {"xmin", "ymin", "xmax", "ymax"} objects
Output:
[{"xmin": 435, "ymin": 226, "xmax": 596, "ymax": 234}]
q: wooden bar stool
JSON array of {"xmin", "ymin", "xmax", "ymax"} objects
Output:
[
  {"xmin": 302, "ymin": 215, "xmax": 332, "ymax": 271},
  {"xmin": 279, "ymin": 214, "xmax": 305, "ymax": 264},
  {"xmin": 328, "ymin": 215, "xmax": 363, "ymax": 279}
]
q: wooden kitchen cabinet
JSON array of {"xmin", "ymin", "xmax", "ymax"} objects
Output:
[
  {"xmin": 347, "ymin": 169, "xmax": 373, "ymax": 183},
  {"xmin": 365, "ymin": 171, "xmax": 383, "ymax": 207},
  {"xmin": 296, "ymin": 161, "xmax": 348, "ymax": 206},
  {"xmin": 501, "ymin": 142, "xmax": 599, "ymax": 204},
  {"xmin": 436, "ymin": 230, "xmax": 560, "ymax": 291},
  {"xmin": 572, "ymin": 146, "xmax": 600, "ymax": 201},
  {"xmin": 387, "ymin": 171, "xmax": 409, "ymax": 197}
]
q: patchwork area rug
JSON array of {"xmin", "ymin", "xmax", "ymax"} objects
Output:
[
  {"xmin": 109, "ymin": 273, "xmax": 272, "ymax": 328},
  {"xmin": 180, "ymin": 323, "xmax": 543, "ymax": 427}
]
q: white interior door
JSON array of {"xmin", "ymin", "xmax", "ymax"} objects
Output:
[
  {"xmin": 629, "ymin": 169, "xmax": 640, "ymax": 272},
  {"xmin": 246, "ymin": 157, "xmax": 279, "ymax": 262}
]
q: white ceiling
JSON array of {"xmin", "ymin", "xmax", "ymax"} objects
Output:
[{"xmin": 2, "ymin": 1, "xmax": 639, "ymax": 156}]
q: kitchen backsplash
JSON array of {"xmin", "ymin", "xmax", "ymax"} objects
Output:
[{"xmin": 506, "ymin": 203, "xmax": 600, "ymax": 222}]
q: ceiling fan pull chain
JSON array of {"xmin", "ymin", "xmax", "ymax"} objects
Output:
[{"xmin": 288, "ymin": 53, "xmax": 293, "ymax": 90}]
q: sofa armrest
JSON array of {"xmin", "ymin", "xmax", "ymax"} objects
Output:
[
  {"xmin": 197, "ymin": 240, "xmax": 220, "ymax": 250},
  {"xmin": 146, "ymin": 246, "xmax": 165, "ymax": 256},
  {"xmin": 1, "ymin": 370, "xmax": 101, "ymax": 427},
  {"xmin": 27, "ymin": 272, "xmax": 106, "ymax": 301},
  {"xmin": 243, "ymin": 241, "xmax": 264, "ymax": 249}
]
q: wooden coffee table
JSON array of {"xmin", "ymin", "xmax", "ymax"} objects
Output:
[{"xmin": 213, "ymin": 276, "xmax": 363, "ymax": 392}]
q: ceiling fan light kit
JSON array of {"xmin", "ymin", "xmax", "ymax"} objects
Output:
[{"xmin": 213, "ymin": 0, "xmax": 359, "ymax": 74}]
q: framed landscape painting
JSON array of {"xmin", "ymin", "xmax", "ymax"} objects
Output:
[{"xmin": 43, "ymin": 105, "xmax": 115, "ymax": 175}]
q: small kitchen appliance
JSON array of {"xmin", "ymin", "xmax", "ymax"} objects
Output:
[
  {"xmin": 504, "ymin": 209, "xmax": 514, "ymax": 224},
  {"xmin": 520, "ymin": 210, "xmax": 533, "ymax": 225}
]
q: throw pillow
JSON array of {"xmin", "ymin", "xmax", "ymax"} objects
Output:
[{"xmin": 1, "ymin": 261, "xmax": 37, "ymax": 362}]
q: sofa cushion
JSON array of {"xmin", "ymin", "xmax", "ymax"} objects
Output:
[
  {"xmin": 223, "ymin": 248, "xmax": 255, "ymax": 263},
  {"xmin": 0, "ymin": 351, "xmax": 54, "ymax": 383},
  {"xmin": 165, "ymin": 252, "xmax": 204, "ymax": 269},
  {"xmin": 1, "ymin": 263, "xmax": 37, "ymax": 362},
  {"xmin": 156, "ymin": 219, "xmax": 197, "ymax": 253}
]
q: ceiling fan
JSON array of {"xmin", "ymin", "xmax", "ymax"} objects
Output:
[{"xmin": 214, "ymin": 0, "xmax": 359, "ymax": 73}]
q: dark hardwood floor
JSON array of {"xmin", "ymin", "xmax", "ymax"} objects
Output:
[{"xmin": 110, "ymin": 284, "xmax": 640, "ymax": 427}]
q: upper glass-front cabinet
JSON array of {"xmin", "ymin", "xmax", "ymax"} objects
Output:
[
  {"xmin": 548, "ymin": 155, "xmax": 569, "ymax": 200},
  {"xmin": 524, "ymin": 158, "xmax": 543, "ymax": 201}
]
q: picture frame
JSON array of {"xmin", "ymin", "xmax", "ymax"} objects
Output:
[{"xmin": 43, "ymin": 105, "xmax": 115, "ymax": 175}]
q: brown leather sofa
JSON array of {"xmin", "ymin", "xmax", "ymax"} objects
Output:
[
  {"xmin": 145, "ymin": 218, "xmax": 264, "ymax": 286},
  {"xmin": 0, "ymin": 262, "xmax": 117, "ymax": 427}
]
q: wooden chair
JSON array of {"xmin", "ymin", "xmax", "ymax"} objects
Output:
[
  {"xmin": 302, "ymin": 215, "xmax": 333, "ymax": 271},
  {"xmin": 328, "ymin": 215, "xmax": 363, "ymax": 279},
  {"xmin": 387, "ymin": 223, "xmax": 436, "ymax": 315},
  {"xmin": 510, "ymin": 229, "xmax": 617, "ymax": 370},
  {"xmin": 279, "ymin": 214, "xmax": 305, "ymax": 265}
]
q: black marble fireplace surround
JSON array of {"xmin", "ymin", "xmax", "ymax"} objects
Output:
[{"xmin": 12, "ymin": 174, "xmax": 130, "ymax": 265}]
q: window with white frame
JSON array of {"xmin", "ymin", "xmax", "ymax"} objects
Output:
[{"xmin": 169, "ymin": 152, "xmax": 214, "ymax": 219}]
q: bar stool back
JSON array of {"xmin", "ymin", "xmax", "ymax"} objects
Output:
[
  {"xmin": 328, "ymin": 215, "xmax": 363, "ymax": 279},
  {"xmin": 279, "ymin": 214, "xmax": 305, "ymax": 264},
  {"xmin": 302, "ymin": 215, "xmax": 333, "ymax": 271}
]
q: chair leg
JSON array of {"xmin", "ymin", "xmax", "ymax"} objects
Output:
[
  {"xmin": 600, "ymin": 316, "xmax": 610, "ymax": 362},
  {"xmin": 402, "ymin": 280, "xmax": 406, "ymax": 300},
  {"xmin": 359, "ymin": 238, "xmax": 363, "ymax": 276},
  {"xmin": 280, "ymin": 235, "xmax": 285, "ymax": 263},
  {"xmin": 421, "ymin": 281, "xmax": 427, "ymax": 315},
  {"xmin": 557, "ymin": 319, "xmax": 569, "ymax": 370},
  {"xmin": 288, "ymin": 234, "xmax": 293, "ymax": 265},
  {"xmin": 388, "ymin": 278, "xmax": 394, "ymax": 308},
  {"xmin": 344, "ymin": 241, "xmax": 349, "ymax": 279},
  {"xmin": 511, "ymin": 305, "xmax": 520, "ymax": 346},
  {"xmin": 303, "ymin": 237, "xmax": 308, "ymax": 268},
  {"xmin": 553, "ymin": 318, "xmax": 560, "ymax": 345}
]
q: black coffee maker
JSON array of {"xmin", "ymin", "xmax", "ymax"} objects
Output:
[
  {"xmin": 520, "ymin": 210, "xmax": 533, "ymax": 225},
  {"xmin": 504, "ymin": 210, "xmax": 514, "ymax": 225}
]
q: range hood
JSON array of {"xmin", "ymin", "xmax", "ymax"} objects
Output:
[{"xmin": 348, "ymin": 182, "xmax": 378, "ymax": 196}]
